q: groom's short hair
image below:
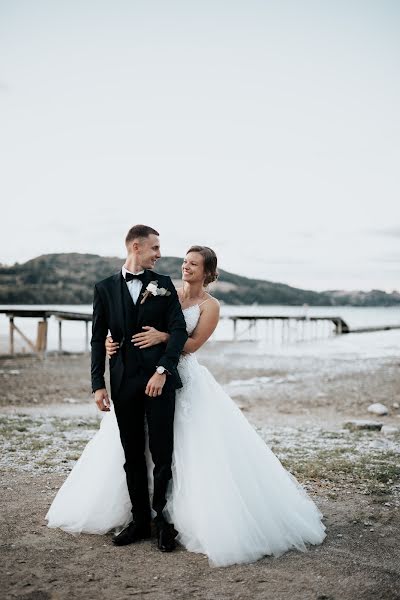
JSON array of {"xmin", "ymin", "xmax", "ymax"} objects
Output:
[{"xmin": 125, "ymin": 224, "xmax": 159, "ymax": 246}]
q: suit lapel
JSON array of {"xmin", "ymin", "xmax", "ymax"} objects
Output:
[
  {"xmin": 112, "ymin": 271, "xmax": 125, "ymax": 337},
  {"xmin": 136, "ymin": 269, "xmax": 155, "ymax": 327}
]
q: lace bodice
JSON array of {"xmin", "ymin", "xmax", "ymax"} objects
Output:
[{"xmin": 182, "ymin": 304, "xmax": 201, "ymax": 335}]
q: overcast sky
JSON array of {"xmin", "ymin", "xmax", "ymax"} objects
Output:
[{"xmin": 0, "ymin": 0, "xmax": 399, "ymax": 291}]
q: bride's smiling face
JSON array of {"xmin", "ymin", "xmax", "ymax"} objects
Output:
[{"xmin": 182, "ymin": 252, "xmax": 205, "ymax": 284}]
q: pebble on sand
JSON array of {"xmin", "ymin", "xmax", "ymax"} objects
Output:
[
  {"xmin": 381, "ymin": 425, "xmax": 399, "ymax": 436},
  {"xmin": 367, "ymin": 403, "xmax": 389, "ymax": 416}
]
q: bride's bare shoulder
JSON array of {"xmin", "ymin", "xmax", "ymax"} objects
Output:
[{"xmin": 201, "ymin": 294, "xmax": 220, "ymax": 312}]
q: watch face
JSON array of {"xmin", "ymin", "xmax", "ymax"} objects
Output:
[{"xmin": 157, "ymin": 367, "xmax": 164, "ymax": 374}]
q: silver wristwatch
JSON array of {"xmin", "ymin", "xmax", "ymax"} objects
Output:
[{"xmin": 156, "ymin": 366, "xmax": 167, "ymax": 375}]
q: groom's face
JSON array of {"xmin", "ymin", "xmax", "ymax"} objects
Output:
[{"xmin": 136, "ymin": 234, "xmax": 161, "ymax": 269}]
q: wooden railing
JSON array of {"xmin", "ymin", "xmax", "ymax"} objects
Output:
[{"xmin": 1, "ymin": 309, "xmax": 92, "ymax": 356}]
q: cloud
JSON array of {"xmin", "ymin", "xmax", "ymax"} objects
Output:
[
  {"xmin": 370, "ymin": 227, "xmax": 400, "ymax": 239},
  {"xmin": 370, "ymin": 253, "xmax": 400, "ymax": 264},
  {"xmin": 253, "ymin": 258, "xmax": 309, "ymax": 265}
]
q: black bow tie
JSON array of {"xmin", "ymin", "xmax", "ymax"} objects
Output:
[{"xmin": 124, "ymin": 271, "xmax": 146, "ymax": 283}]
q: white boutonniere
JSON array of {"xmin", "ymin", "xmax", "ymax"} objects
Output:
[{"xmin": 140, "ymin": 280, "xmax": 171, "ymax": 304}]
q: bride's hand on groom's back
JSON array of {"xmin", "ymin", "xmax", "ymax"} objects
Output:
[{"xmin": 131, "ymin": 326, "xmax": 169, "ymax": 349}]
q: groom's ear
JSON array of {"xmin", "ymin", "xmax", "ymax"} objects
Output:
[{"xmin": 127, "ymin": 240, "xmax": 139, "ymax": 253}]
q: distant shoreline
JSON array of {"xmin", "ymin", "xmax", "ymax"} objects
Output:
[{"xmin": 1, "ymin": 253, "xmax": 399, "ymax": 306}]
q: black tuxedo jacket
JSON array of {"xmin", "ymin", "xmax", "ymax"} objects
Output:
[{"xmin": 91, "ymin": 269, "xmax": 188, "ymax": 397}]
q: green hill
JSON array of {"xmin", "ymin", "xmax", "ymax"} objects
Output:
[{"xmin": 0, "ymin": 253, "xmax": 399, "ymax": 306}]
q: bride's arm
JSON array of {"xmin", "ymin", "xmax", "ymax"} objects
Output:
[
  {"xmin": 182, "ymin": 300, "xmax": 220, "ymax": 353},
  {"xmin": 131, "ymin": 327, "xmax": 169, "ymax": 348},
  {"xmin": 105, "ymin": 328, "xmax": 167, "ymax": 355},
  {"xmin": 129, "ymin": 299, "xmax": 220, "ymax": 353}
]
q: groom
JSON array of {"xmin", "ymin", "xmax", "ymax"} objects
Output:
[{"xmin": 91, "ymin": 224, "xmax": 188, "ymax": 552}]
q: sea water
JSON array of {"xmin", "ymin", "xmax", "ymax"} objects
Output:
[{"xmin": 0, "ymin": 304, "xmax": 399, "ymax": 358}]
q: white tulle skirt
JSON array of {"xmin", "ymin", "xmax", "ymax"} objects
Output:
[{"xmin": 46, "ymin": 354, "xmax": 326, "ymax": 566}]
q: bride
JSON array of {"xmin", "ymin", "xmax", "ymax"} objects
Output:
[{"xmin": 46, "ymin": 245, "xmax": 326, "ymax": 567}]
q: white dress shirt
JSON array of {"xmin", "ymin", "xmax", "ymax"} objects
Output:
[{"xmin": 122, "ymin": 266, "xmax": 145, "ymax": 305}]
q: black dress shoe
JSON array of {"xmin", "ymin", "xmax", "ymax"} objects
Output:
[
  {"xmin": 112, "ymin": 521, "xmax": 151, "ymax": 546},
  {"xmin": 157, "ymin": 524, "xmax": 177, "ymax": 552}
]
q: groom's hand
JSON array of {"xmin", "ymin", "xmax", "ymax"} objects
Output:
[
  {"xmin": 145, "ymin": 373, "xmax": 167, "ymax": 397},
  {"xmin": 94, "ymin": 388, "xmax": 111, "ymax": 412}
]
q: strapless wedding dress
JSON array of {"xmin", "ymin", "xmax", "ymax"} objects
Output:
[{"xmin": 46, "ymin": 304, "xmax": 326, "ymax": 566}]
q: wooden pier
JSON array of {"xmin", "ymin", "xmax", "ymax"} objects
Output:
[
  {"xmin": 0, "ymin": 309, "xmax": 92, "ymax": 356},
  {"xmin": 224, "ymin": 315, "xmax": 400, "ymax": 341},
  {"xmin": 225, "ymin": 315, "xmax": 349, "ymax": 341}
]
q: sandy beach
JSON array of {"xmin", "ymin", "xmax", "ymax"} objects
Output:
[{"xmin": 1, "ymin": 338, "xmax": 400, "ymax": 599}]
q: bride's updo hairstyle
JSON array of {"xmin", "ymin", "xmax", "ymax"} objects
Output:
[{"xmin": 186, "ymin": 245, "xmax": 219, "ymax": 286}]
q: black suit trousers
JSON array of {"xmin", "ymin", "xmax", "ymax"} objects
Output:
[{"xmin": 113, "ymin": 371, "xmax": 175, "ymax": 527}]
